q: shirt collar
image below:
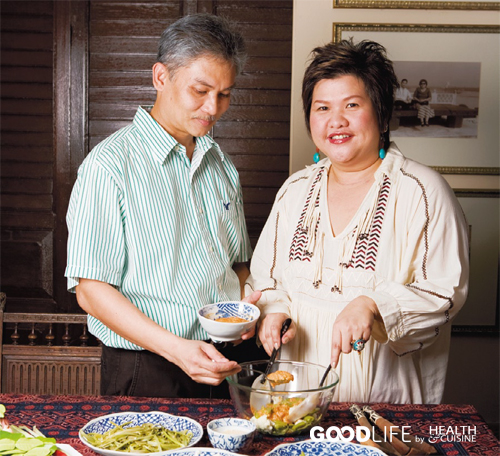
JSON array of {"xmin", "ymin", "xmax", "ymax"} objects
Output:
[{"xmin": 133, "ymin": 106, "xmax": 225, "ymax": 164}]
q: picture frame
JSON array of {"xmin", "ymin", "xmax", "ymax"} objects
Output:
[
  {"xmin": 333, "ymin": 24, "xmax": 500, "ymax": 173},
  {"xmin": 452, "ymin": 189, "xmax": 499, "ymax": 333},
  {"xmin": 333, "ymin": 0, "xmax": 500, "ymax": 10}
]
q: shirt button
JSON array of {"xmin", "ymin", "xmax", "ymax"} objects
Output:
[
  {"xmin": 174, "ymin": 144, "xmax": 179, "ymax": 151},
  {"xmin": 218, "ymin": 283, "xmax": 223, "ymax": 291},
  {"xmin": 208, "ymin": 246, "xmax": 214, "ymax": 252}
]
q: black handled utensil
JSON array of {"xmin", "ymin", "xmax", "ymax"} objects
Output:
[
  {"xmin": 319, "ymin": 364, "xmax": 332, "ymax": 387},
  {"xmin": 260, "ymin": 317, "xmax": 292, "ymax": 383}
]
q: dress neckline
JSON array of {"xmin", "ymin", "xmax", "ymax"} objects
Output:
[{"xmin": 319, "ymin": 162, "xmax": 381, "ymax": 242}]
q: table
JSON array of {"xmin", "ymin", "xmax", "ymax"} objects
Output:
[{"xmin": 0, "ymin": 394, "xmax": 498, "ymax": 456}]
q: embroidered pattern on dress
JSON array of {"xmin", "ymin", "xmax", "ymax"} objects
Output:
[
  {"xmin": 277, "ymin": 176, "xmax": 308, "ymax": 203},
  {"xmin": 347, "ymin": 174, "xmax": 392, "ymax": 271},
  {"xmin": 257, "ymin": 212, "xmax": 281, "ymax": 293},
  {"xmin": 405, "ymin": 283, "xmax": 454, "ymax": 329},
  {"xmin": 395, "ymin": 342, "xmax": 424, "ymax": 357},
  {"xmin": 257, "ymin": 175, "xmax": 312, "ymax": 293},
  {"xmin": 289, "ymin": 168, "xmax": 325, "ymax": 262},
  {"xmin": 399, "ymin": 167, "xmax": 451, "ymax": 341},
  {"xmin": 400, "ymin": 168, "xmax": 429, "ymax": 280}
]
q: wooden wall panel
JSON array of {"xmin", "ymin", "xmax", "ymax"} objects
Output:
[
  {"xmin": 87, "ymin": 1, "xmax": 180, "ymax": 131},
  {"xmin": 1, "ymin": 0, "xmax": 292, "ymax": 314},
  {"xmin": 87, "ymin": 0, "xmax": 293, "ymax": 247},
  {"xmin": 1, "ymin": 1, "xmax": 56, "ymax": 310},
  {"xmin": 213, "ymin": 1, "xmax": 293, "ymax": 244}
]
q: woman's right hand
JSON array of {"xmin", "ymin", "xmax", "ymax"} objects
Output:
[{"xmin": 258, "ymin": 313, "xmax": 296, "ymax": 356}]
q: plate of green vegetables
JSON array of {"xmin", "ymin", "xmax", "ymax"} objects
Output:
[{"xmin": 79, "ymin": 411, "xmax": 203, "ymax": 456}]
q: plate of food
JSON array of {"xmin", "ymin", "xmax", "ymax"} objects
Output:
[
  {"xmin": 79, "ymin": 411, "xmax": 203, "ymax": 456},
  {"xmin": 157, "ymin": 450, "xmax": 239, "ymax": 456},
  {"xmin": 264, "ymin": 440, "xmax": 387, "ymax": 456}
]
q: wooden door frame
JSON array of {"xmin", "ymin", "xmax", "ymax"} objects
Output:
[{"xmin": 53, "ymin": 0, "xmax": 89, "ymax": 312}]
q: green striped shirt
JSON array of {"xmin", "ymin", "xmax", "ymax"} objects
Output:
[{"xmin": 65, "ymin": 106, "xmax": 252, "ymax": 349}]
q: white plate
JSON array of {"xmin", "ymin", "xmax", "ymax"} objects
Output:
[
  {"xmin": 264, "ymin": 440, "xmax": 387, "ymax": 455},
  {"xmin": 56, "ymin": 444, "xmax": 84, "ymax": 456},
  {"xmin": 79, "ymin": 411, "xmax": 203, "ymax": 456}
]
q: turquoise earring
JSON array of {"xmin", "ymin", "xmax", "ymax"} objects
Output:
[
  {"xmin": 313, "ymin": 148, "xmax": 320, "ymax": 163},
  {"xmin": 379, "ymin": 129, "xmax": 388, "ymax": 160}
]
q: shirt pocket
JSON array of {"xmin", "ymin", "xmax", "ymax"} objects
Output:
[
  {"xmin": 216, "ymin": 198, "xmax": 245, "ymax": 255},
  {"xmin": 219, "ymin": 198, "xmax": 241, "ymax": 221}
]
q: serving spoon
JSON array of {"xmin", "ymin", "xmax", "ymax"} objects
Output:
[
  {"xmin": 260, "ymin": 318, "xmax": 292, "ymax": 383},
  {"xmin": 249, "ymin": 318, "xmax": 292, "ymax": 411}
]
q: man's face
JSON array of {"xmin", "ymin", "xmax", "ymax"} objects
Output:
[{"xmin": 151, "ymin": 56, "xmax": 236, "ymax": 147}]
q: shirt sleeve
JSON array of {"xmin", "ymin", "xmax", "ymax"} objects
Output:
[
  {"xmin": 246, "ymin": 183, "xmax": 293, "ymax": 317},
  {"xmin": 365, "ymin": 177, "xmax": 469, "ymax": 355},
  {"xmin": 65, "ymin": 160, "xmax": 126, "ymax": 292}
]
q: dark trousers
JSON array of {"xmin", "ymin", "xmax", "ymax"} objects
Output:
[{"xmin": 101, "ymin": 339, "xmax": 268, "ymax": 398}]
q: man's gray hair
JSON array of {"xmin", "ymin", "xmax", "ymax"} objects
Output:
[{"xmin": 157, "ymin": 13, "xmax": 247, "ymax": 78}]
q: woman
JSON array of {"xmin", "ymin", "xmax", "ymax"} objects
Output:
[
  {"xmin": 413, "ymin": 78, "xmax": 434, "ymax": 126},
  {"xmin": 246, "ymin": 40, "xmax": 469, "ymax": 404}
]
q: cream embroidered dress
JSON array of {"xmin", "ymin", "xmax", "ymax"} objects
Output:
[{"xmin": 246, "ymin": 144, "xmax": 469, "ymax": 404}]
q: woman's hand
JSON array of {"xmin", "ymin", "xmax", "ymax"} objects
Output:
[
  {"xmin": 258, "ymin": 313, "xmax": 296, "ymax": 356},
  {"xmin": 330, "ymin": 296, "xmax": 379, "ymax": 368},
  {"xmin": 238, "ymin": 290, "xmax": 262, "ymax": 342}
]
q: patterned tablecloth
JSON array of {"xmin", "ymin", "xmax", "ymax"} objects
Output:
[{"xmin": 0, "ymin": 394, "xmax": 498, "ymax": 456}]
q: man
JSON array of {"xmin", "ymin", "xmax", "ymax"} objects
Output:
[
  {"xmin": 394, "ymin": 78, "xmax": 412, "ymax": 110},
  {"xmin": 65, "ymin": 14, "xmax": 264, "ymax": 398}
]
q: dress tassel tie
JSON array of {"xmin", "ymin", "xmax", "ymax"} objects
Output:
[
  {"xmin": 312, "ymin": 232, "xmax": 325, "ymax": 288},
  {"xmin": 302, "ymin": 170, "xmax": 324, "ymax": 257}
]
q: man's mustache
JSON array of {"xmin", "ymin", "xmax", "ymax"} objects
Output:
[{"xmin": 192, "ymin": 115, "xmax": 217, "ymax": 122}]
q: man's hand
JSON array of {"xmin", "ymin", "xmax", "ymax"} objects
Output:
[
  {"xmin": 258, "ymin": 312, "xmax": 296, "ymax": 356},
  {"xmin": 167, "ymin": 338, "xmax": 241, "ymax": 385}
]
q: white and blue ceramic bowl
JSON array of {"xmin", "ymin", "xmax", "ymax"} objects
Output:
[
  {"xmin": 198, "ymin": 301, "xmax": 260, "ymax": 342},
  {"xmin": 162, "ymin": 450, "xmax": 238, "ymax": 456},
  {"xmin": 264, "ymin": 440, "xmax": 386, "ymax": 455},
  {"xmin": 79, "ymin": 411, "xmax": 203, "ymax": 456},
  {"xmin": 207, "ymin": 418, "xmax": 256, "ymax": 453}
]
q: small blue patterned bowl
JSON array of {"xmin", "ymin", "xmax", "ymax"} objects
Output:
[
  {"xmin": 198, "ymin": 301, "xmax": 260, "ymax": 343},
  {"xmin": 207, "ymin": 417, "xmax": 256, "ymax": 453},
  {"xmin": 79, "ymin": 411, "xmax": 203, "ymax": 456}
]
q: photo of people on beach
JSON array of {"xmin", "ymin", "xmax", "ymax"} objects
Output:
[{"xmin": 391, "ymin": 61, "xmax": 480, "ymax": 138}]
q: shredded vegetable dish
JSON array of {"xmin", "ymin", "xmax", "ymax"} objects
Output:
[{"xmin": 83, "ymin": 421, "xmax": 193, "ymax": 453}]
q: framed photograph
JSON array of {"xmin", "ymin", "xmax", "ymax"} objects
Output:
[
  {"xmin": 333, "ymin": 24, "xmax": 499, "ymax": 173},
  {"xmin": 333, "ymin": 0, "xmax": 500, "ymax": 10},
  {"xmin": 452, "ymin": 190, "xmax": 499, "ymax": 332}
]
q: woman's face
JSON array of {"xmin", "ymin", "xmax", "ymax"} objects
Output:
[{"xmin": 309, "ymin": 75, "xmax": 380, "ymax": 169}]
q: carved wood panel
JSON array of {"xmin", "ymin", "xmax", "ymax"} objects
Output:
[{"xmin": 1, "ymin": 0, "xmax": 293, "ymax": 312}]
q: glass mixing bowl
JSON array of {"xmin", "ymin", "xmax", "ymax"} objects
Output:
[{"xmin": 226, "ymin": 360, "xmax": 339, "ymax": 436}]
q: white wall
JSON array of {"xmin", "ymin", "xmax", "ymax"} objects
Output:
[{"xmin": 290, "ymin": 0, "xmax": 500, "ymax": 190}]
